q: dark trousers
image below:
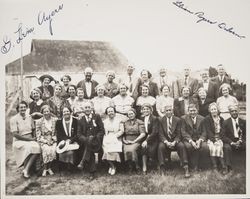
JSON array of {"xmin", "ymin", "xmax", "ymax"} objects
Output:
[
  {"xmin": 183, "ymin": 141, "xmax": 209, "ymax": 169},
  {"xmin": 223, "ymin": 143, "xmax": 232, "ymax": 168},
  {"xmin": 158, "ymin": 142, "xmax": 188, "ymax": 167}
]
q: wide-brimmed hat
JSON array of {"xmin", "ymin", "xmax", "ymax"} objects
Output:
[
  {"xmin": 56, "ymin": 140, "xmax": 80, "ymax": 154},
  {"xmin": 39, "ymin": 74, "xmax": 55, "ymax": 82}
]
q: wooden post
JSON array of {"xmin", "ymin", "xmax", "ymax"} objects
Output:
[{"xmin": 20, "ymin": 40, "xmax": 24, "ymax": 101}]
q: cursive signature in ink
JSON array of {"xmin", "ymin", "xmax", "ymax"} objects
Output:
[
  {"xmin": 38, "ymin": 3, "xmax": 63, "ymax": 36},
  {"xmin": 14, "ymin": 23, "xmax": 35, "ymax": 44},
  {"xmin": 172, "ymin": 1, "xmax": 246, "ymax": 39},
  {"xmin": 1, "ymin": 36, "xmax": 12, "ymax": 54},
  {"xmin": 195, "ymin": 12, "xmax": 217, "ymax": 24}
]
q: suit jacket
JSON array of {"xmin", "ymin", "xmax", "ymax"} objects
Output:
[
  {"xmin": 211, "ymin": 75, "xmax": 232, "ymax": 96},
  {"xmin": 159, "ymin": 115, "xmax": 181, "ymax": 143},
  {"xmin": 155, "ymin": 76, "xmax": 173, "ymax": 96},
  {"xmin": 141, "ymin": 115, "xmax": 159, "ymax": 144},
  {"xmin": 77, "ymin": 113, "xmax": 105, "ymax": 152},
  {"xmin": 76, "ymin": 79, "xmax": 99, "ymax": 99},
  {"xmin": 203, "ymin": 115, "xmax": 224, "ymax": 142},
  {"xmin": 132, "ymin": 79, "xmax": 159, "ymax": 99},
  {"xmin": 181, "ymin": 114, "xmax": 205, "ymax": 142},
  {"xmin": 198, "ymin": 97, "xmax": 214, "ymax": 117},
  {"xmin": 222, "ymin": 117, "xmax": 246, "ymax": 144},
  {"xmin": 55, "ymin": 117, "xmax": 78, "ymax": 144},
  {"xmin": 172, "ymin": 76, "xmax": 199, "ymax": 98},
  {"xmin": 173, "ymin": 97, "xmax": 197, "ymax": 117},
  {"xmin": 119, "ymin": 74, "xmax": 138, "ymax": 96},
  {"xmin": 196, "ymin": 80, "xmax": 218, "ymax": 101}
]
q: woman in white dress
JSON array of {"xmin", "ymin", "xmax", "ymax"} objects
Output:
[
  {"xmin": 156, "ymin": 85, "xmax": 174, "ymax": 117},
  {"xmin": 92, "ymin": 85, "xmax": 112, "ymax": 120},
  {"xmin": 36, "ymin": 105, "xmax": 57, "ymax": 176},
  {"xmin": 216, "ymin": 83, "xmax": 238, "ymax": 120},
  {"xmin": 102, "ymin": 106, "xmax": 124, "ymax": 175},
  {"xmin": 10, "ymin": 101, "xmax": 41, "ymax": 178}
]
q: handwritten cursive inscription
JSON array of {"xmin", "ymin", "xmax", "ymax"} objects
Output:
[
  {"xmin": 1, "ymin": 3, "xmax": 64, "ymax": 55},
  {"xmin": 38, "ymin": 3, "xmax": 63, "ymax": 36},
  {"xmin": 14, "ymin": 23, "xmax": 35, "ymax": 44},
  {"xmin": 173, "ymin": 1, "xmax": 246, "ymax": 39}
]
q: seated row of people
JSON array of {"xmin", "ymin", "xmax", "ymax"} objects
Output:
[{"xmin": 10, "ymin": 100, "xmax": 245, "ymax": 180}]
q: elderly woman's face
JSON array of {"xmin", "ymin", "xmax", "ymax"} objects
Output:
[
  {"xmin": 142, "ymin": 106, "xmax": 151, "ymax": 116},
  {"xmin": 43, "ymin": 78, "xmax": 50, "ymax": 87},
  {"xmin": 210, "ymin": 105, "xmax": 218, "ymax": 116},
  {"xmin": 222, "ymin": 87, "xmax": 229, "ymax": 96},
  {"xmin": 198, "ymin": 90, "xmax": 207, "ymax": 99},
  {"xmin": 32, "ymin": 90, "xmax": 41, "ymax": 100},
  {"xmin": 63, "ymin": 107, "xmax": 71, "ymax": 119},
  {"xmin": 142, "ymin": 87, "xmax": 149, "ymax": 97},
  {"xmin": 62, "ymin": 77, "xmax": 70, "ymax": 85},
  {"xmin": 97, "ymin": 88, "xmax": 105, "ymax": 96},
  {"xmin": 182, "ymin": 88, "xmax": 190, "ymax": 98},
  {"xmin": 119, "ymin": 85, "xmax": 127, "ymax": 95},
  {"xmin": 68, "ymin": 86, "xmax": 76, "ymax": 97},
  {"xmin": 107, "ymin": 74, "xmax": 114, "ymax": 82},
  {"xmin": 77, "ymin": 90, "xmax": 84, "ymax": 99},
  {"xmin": 19, "ymin": 103, "xmax": 27, "ymax": 115},
  {"xmin": 141, "ymin": 71, "xmax": 149, "ymax": 81},
  {"xmin": 162, "ymin": 86, "xmax": 170, "ymax": 96},
  {"xmin": 107, "ymin": 107, "xmax": 115, "ymax": 118},
  {"xmin": 128, "ymin": 110, "xmax": 136, "ymax": 120},
  {"xmin": 54, "ymin": 86, "xmax": 62, "ymax": 96},
  {"xmin": 43, "ymin": 107, "xmax": 51, "ymax": 119}
]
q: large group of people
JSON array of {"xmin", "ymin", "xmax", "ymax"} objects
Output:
[{"xmin": 9, "ymin": 64, "xmax": 246, "ymax": 180}]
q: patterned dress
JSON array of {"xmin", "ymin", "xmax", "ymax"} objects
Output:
[{"xmin": 36, "ymin": 117, "xmax": 57, "ymax": 164}]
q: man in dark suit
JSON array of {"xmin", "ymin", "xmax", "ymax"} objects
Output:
[
  {"xmin": 196, "ymin": 69, "xmax": 218, "ymax": 102},
  {"xmin": 173, "ymin": 86, "xmax": 197, "ymax": 117},
  {"xmin": 222, "ymin": 105, "xmax": 246, "ymax": 170},
  {"xmin": 77, "ymin": 101, "xmax": 105, "ymax": 180},
  {"xmin": 77, "ymin": 67, "xmax": 99, "ymax": 99},
  {"xmin": 181, "ymin": 104, "xmax": 209, "ymax": 171},
  {"xmin": 158, "ymin": 105, "xmax": 190, "ymax": 178},
  {"xmin": 132, "ymin": 69, "xmax": 159, "ymax": 99},
  {"xmin": 211, "ymin": 64, "xmax": 232, "ymax": 96},
  {"xmin": 172, "ymin": 67, "xmax": 199, "ymax": 98}
]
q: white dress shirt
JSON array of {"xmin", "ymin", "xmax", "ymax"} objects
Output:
[{"xmin": 85, "ymin": 81, "xmax": 92, "ymax": 98}]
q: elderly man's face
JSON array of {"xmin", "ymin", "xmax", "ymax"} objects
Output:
[
  {"xmin": 184, "ymin": 68, "xmax": 190, "ymax": 76},
  {"xmin": 160, "ymin": 70, "xmax": 166, "ymax": 77},
  {"xmin": 230, "ymin": 108, "xmax": 239, "ymax": 119},
  {"xmin": 218, "ymin": 67, "xmax": 225, "ymax": 76},
  {"xmin": 165, "ymin": 107, "xmax": 173, "ymax": 118},
  {"xmin": 84, "ymin": 104, "xmax": 92, "ymax": 115},
  {"xmin": 188, "ymin": 107, "xmax": 198, "ymax": 118},
  {"xmin": 85, "ymin": 72, "xmax": 92, "ymax": 81},
  {"xmin": 201, "ymin": 71, "xmax": 209, "ymax": 81},
  {"xmin": 127, "ymin": 66, "xmax": 134, "ymax": 75},
  {"xmin": 107, "ymin": 74, "xmax": 114, "ymax": 82}
]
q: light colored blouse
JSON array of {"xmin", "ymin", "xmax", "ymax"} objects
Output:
[
  {"xmin": 156, "ymin": 95, "xmax": 174, "ymax": 117},
  {"xmin": 112, "ymin": 94, "xmax": 134, "ymax": 114},
  {"xmin": 92, "ymin": 96, "xmax": 112, "ymax": 117},
  {"xmin": 136, "ymin": 96, "xmax": 156, "ymax": 107},
  {"xmin": 10, "ymin": 114, "xmax": 34, "ymax": 141},
  {"xmin": 216, "ymin": 95, "xmax": 238, "ymax": 113},
  {"xmin": 103, "ymin": 116, "xmax": 124, "ymax": 136}
]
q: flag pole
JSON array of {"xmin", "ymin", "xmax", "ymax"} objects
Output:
[{"xmin": 20, "ymin": 40, "xmax": 24, "ymax": 101}]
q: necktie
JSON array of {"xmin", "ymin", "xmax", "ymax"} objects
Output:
[
  {"xmin": 129, "ymin": 76, "xmax": 133, "ymax": 92},
  {"xmin": 161, "ymin": 78, "xmax": 165, "ymax": 87},
  {"xmin": 220, "ymin": 75, "xmax": 223, "ymax": 83},
  {"xmin": 192, "ymin": 118, "xmax": 196, "ymax": 129},
  {"xmin": 168, "ymin": 118, "xmax": 172, "ymax": 136},
  {"xmin": 184, "ymin": 77, "xmax": 188, "ymax": 86}
]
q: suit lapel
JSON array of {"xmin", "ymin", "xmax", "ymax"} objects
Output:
[
  {"xmin": 162, "ymin": 116, "xmax": 169, "ymax": 137},
  {"xmin": 186, "ymin": 116, "xmax": 193, "ymax": 129},
  {"xmin": 171, "ymin": 116, "xmax": 178, "ymax": 133}
]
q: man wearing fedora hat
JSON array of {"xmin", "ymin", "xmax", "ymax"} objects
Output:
[
  {"xmin": 77, "ymin": 101, "xmax": 105, "ymax": 180},
  {"xmin": 77, "ymin": 67, "xmax": 99, "ymax": 99}
]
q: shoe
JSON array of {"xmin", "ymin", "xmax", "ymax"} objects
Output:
[
  {"xmin": 110, "ymin": 167, "xmax": 116, "ymax": 176},
  {"xmin": 108, "ymin": 167, "xmax": 112, "ymax": 174},
  {"xmin": 42, "ymin": 169, "xmax": 47, "ymax": 177},
  {"xmin": 88, "ymin": 172, "xmax": 96, "ymax": 181},
  {"xmin": 143, "ymin": 170, "xmax": 147, "ymax": 175},
  {"xmin": 184, "ymin": 165, "xmax": 191, "ymax": 178},
  {"xmin": 48, "ymin": 168, "xmax": 54, "ymax": 175},
  {"xmin": 22, "ymin": 170, "xmax": 30, "ymax": 179},
  {"xmin": 221, "ymin": 167, "xmax": 228, "ymax": 175},
  {"xmin": 159, "ymin": 165, "xmax": 165, "ymax": 176}
]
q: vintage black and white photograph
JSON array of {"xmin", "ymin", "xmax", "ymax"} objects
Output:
[{"xmin": 1, "ymin": 0, "xmax": 249, "ymax": 197}]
